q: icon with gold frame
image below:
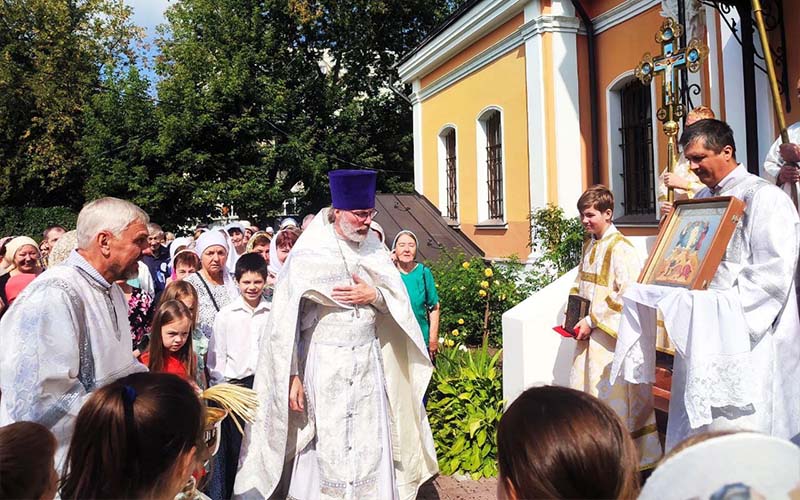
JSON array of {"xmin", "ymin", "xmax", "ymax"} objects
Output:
[{"xmin": 640, "ymin": 197, "xmax": 745, "ymax": 289}]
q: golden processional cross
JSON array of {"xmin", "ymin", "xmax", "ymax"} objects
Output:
[{"xmin": 635, "ymin": 18, "xmax": 708, "ymax": 203}]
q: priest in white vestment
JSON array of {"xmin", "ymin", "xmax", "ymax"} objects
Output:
[
  {"xmin": 612, "ymin": 119, "xmax": 800, "ymax": 451},
  {"xmin": 235, "ymin": 170, "xmax": 438, "ymax": 500},
  {"xmin": 0, "ymin": 197, "xmax": 150, "ymax": 465}
]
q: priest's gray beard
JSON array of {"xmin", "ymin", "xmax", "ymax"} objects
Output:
[{"xmin": 339, "ymin": 217, "xmax": 368, "ymax": 243}]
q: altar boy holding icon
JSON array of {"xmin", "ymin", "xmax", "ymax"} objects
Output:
[{"xmin": 568, "ymin": 185, "xmax": 662, "ymax": 468}]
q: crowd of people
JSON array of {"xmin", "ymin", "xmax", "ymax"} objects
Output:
[
  {"xmin": 0, "ymin": 170, "xmax": 448, "ymax": 499},
  {"xmin": 1, "ymin": 91, "xmax": 800, "ymax": 499}
]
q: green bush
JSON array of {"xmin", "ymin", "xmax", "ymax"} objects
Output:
[
  {"xmin": 428, "ymin": 252, "xmax": 533, "ymax": 347},
  {"xmin": 527, "ymin": 204, "xmax": 585, "ymax": 289},
  {"xmin": 427, "ymin": 334, "xmax": 503, "ymax": 480},
  {"xmin": 0, "ymin": 207, "xmax": 78, "ymax": 241}
]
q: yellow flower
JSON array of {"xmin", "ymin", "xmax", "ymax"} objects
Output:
[
  {"xmin": 480, "ymin": 280, "xmax": 490, "ymax": 289},
  {"xmin": 457, "ymin": 318, "xmax": 464, "ymax": 325},
  {"xmin": 445, "ymin": 339, "xmax": 455, "ymax": 347},
  {"xmin": 478, "ymin": 289, "xmax": 487, "ymax": 297},
  {"xmin": 484, "ymin": 268, "xmax": 493, "ymax": 278},
  {"xmin": 451, "ymin": 329, "xmax": 459, "ymax": 337},
  {"xmin": 462, "ymin": 262, "xmax": 470, "ymax": 269},
  {"xmin": 500, "ymin": 293, "xmax": 507, "ymax": 301}
]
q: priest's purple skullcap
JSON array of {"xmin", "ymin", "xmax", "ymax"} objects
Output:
[{"xmin": 328, "ymin": 169, "xmax": 377, "ymax": 210}]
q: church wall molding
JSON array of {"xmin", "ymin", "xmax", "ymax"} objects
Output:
[
  {"xmin": 397, "ymin": 0, "xmax": 529, "ymax": 84},
  {"xmin": 414, "ymin": 14, "xmax": 582, "ymax": 103},
  {"xmin": 592, "ymin": 0, "xmax": 660, "ymax": 35}
]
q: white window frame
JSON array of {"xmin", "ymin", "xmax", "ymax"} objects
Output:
[
  {"xmin": 437, "ymin": 124, "xmax": 460, "ymax": 223},
  {"xmin": 605, "ymin": 71, "xmax": 660, "ymax": 218},
  {"xmin": 476, "ymin": 105, "xmax": 507, "ymax": 224}
]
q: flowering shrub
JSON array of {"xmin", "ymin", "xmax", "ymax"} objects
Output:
[
  {"xmin": 527, "ymin": 204, "xmax": 585, "ymax": 289},
  {"xmin": 428, "ymin": 251, "xmax": 534, "ymax": 347},
  {"xmin": 427, "ymin": 333, "xmax": 502, "ymax": 479},
  {"xmin": 424, "ymin": 205, "xmax": 582, "ymax": 479}
]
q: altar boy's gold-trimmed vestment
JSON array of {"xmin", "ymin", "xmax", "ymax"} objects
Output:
[{"xmin": 569, "ymin": 225, "xmax": 662, "ymax": 467}]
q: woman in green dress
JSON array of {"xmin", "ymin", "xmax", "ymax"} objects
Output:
[{"xmin": 392, "ymin": 230, "xmax": 440, "ymax": 361}]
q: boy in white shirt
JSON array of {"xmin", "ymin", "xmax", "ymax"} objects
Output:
[{"xmin": 208, "ymin": 252, "xmax": 270, "ymax": 499}]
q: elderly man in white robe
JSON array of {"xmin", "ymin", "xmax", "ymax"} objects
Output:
[
  {"xmin": 0, "ymin": 197, "xmax": 150, "ymax": 465},
  {"xmin": 612, "ymin": 119, "xmax": 800, "ymax": 451},
  {"xmin": 235, "ymin": 170, "xmax": 437, "ymax": 500}
]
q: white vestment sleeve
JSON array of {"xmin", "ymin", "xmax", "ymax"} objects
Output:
[
  {"xmin": 372, "ymin": 287, "xmax": 389, "ymax": 314},
  {"xmin": 763, "ymin": 134, "xmax": 783, "ymax": 185},
  {"xmin": 735, "ymin": 188, "xmax": 800, "ymax": 342},
  {"xmin": 208, "ymin": 310, "xmax": 228, "ymax": 385},
  {"xmin": 0, "ymin": 286, "xmax": 88, "ymax": 431}
]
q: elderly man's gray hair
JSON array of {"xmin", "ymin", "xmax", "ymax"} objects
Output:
[
  {"xmin": 147, "ymin": 222, "xmax": 164, "ymax": 238},
  {"xmin": 76, "ymin": 197, "xmax": 150, "ymax": 249}
]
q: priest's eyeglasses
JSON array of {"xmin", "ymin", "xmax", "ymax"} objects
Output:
[{"xmin": 349, "ymin": 209, "xmax": 379, "ymax": 221}]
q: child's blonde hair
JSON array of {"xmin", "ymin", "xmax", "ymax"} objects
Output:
[
  {"xmin": 577, "ymin": 185, "xmax": 614, "ymax": 214},
  {"xmin": 157, "ymin": 280, "xmax": 199, "ymax": 330},
  {"xmin": 687, "ymin": 105, "xmax": 715, "ymax": 122}
]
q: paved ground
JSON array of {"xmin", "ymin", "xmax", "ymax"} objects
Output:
[{"xmin": 418, "ymin": 475, "xmax": 498, "ymax": 500}]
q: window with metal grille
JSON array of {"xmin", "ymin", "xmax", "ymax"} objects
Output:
[
  {"xmin": 443, "ymin": 129, "xmax": 458, "ymax": 221},
  {"xmin": 485, "ymin": 111, "xmax": 503, "ymax": 220},
  {"xmin": 619, "ymin": 80, "xmax": 656, "ymax": 216}
]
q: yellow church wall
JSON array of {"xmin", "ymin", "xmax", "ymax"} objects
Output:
[
  {"xmin": 595, "ymin": 5, "xmax": 668, "ymax": 189},
  {"xmin": 542, "ymin": 32, "xmax": 559, "ymax": 203},
  {"xmin": 421, "ymin": 14, "xmax": 524, "ymax": 89},
  {"xmin": 586, "ymin": 0, "xmax": 628, "ymax": 18},
  {"xmin": 419, "ymin": 45, "xmax": 531, "ymax": 259}
]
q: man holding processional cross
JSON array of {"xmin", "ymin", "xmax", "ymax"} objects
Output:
[{"xmin": 607, "ymin": 13, "xmax": 800, "ymax": 451}]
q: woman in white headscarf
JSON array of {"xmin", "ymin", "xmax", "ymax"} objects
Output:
[
  {"xmin": 183, "ymin": 231, "xmax": 239, "ymax": 370},
  {"xmin": 0, "ymin": 236, "xmax": 41, "ymax": 314}
]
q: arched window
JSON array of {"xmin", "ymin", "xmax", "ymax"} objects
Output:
[
  {"xmin": 607, "ymin": 73, "xmax": 658, "ymax": 219},
  {"xmin": 619, "ymin": 80, "xmax": 655, "ymax": 215},
  {"xmin": 477, "ymin": 108, "xmax": 504, "ymax": 222},
  {"xmin": 443, "ymin": 128, "xmax": 457, "ymax": 220}
]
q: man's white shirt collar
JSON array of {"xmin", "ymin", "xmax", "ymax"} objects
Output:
[{"xmin": 713, "ymin": 163, "xmax": 747, "ymax": 194}]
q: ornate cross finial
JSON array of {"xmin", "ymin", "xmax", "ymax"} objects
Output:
[{"xmin": 634, "ymin": 17, "xmax": 708, "ymax": 203}]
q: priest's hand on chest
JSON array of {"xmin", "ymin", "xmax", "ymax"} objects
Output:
[{"xmin": 331, "ymin": 274, "xmax": 377, "ymax": 305}]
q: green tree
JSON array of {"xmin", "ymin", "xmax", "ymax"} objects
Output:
[
  {"xmin": 0, "ymin": 0, "xmax": 143, "ymax": 207},
  {"xmin": 78, "ymin": 66, "xmax": 161, "ymax": 212},
  {"xmin": 152, "ymin": 0, "xmax": 465, "ymax": 224}
]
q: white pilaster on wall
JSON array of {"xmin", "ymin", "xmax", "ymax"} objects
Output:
[
  {"xmin": 718, "ymin": 9, "xmax": 775, "ymax": 174},
  {"xmin": 411, "ymin": 80, "xmax": 424, "ymax": 194},
  {"xmin": 524, "ymin": 1, "xmax": 546, "ymax": 262},
  {"xmin": 720, "ymin": 10, "xmax": 746, "ymax": 165},
  {"xmin": 704, "ymin": 6, "xmax": 722, "ymax": 118},
  {"xmin": 524, "ymin": 1, "xmax": 548, "ymax": 214},
  {"xmin": 549, "ymin": 0, "xmax": 583, "ymax": 217},
  {"xmin": 752, "ymin": 34, "xmax": 776, "ymax": 174}
]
